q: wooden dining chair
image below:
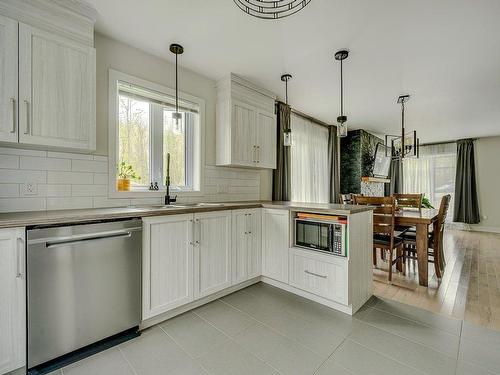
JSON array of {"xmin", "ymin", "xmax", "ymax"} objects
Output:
[
  {"xmin": 393, "ymin": 193, "xmax": 423, "ymax": 211},
  {"xmin": 340, "ymin": 193, "xmax": 363, "ymax": 205},
  {"xmin": 402, "ymin": 194, "xmax": 451, "ymax": 278},
  {"xmin": 354, "ymin": 196, "xmax": 405, "ymax": 282}
]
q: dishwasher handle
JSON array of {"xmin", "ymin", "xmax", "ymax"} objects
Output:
[{"xmin": 45, "ymin": 230, "xmax": 133, "ymax": 248}]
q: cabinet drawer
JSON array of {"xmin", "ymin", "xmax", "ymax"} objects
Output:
[{"xmin": 289, "ymin": 248, "xmax": 348, "ymax": 305}]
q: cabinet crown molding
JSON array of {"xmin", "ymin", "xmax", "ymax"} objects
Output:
[
  {"xmin": 0, "ymin": 0, "xmax": 96, "ymax": 45},
  {"xmin": 217, "ymin": 73, "xmax": 277, "ymax": 101}
]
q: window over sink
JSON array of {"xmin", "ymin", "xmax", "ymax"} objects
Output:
[{"xmin": 109, "ymin": 70, "xmax": 204, "ymax": 197}]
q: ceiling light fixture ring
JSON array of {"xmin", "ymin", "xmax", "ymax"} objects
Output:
[{"xmin": 234, "ymin": 0, "xmax": 312, "ymax": 20}]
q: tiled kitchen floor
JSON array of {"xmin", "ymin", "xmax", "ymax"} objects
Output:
[{"xmin": 48, "ymin": 282, "xmax": 500, "ymax": 375}]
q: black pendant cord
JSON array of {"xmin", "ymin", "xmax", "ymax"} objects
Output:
[
  {"xmin": 285, "ymin": 79, "xmax": 289, "ymax": 105},
  {"xmin": 340, "ymin": 58, "xmax": 344, "ymax": 120},
  {"xmin": 175, "ymin": 53, "xmax": 179, "ymax": 114}
]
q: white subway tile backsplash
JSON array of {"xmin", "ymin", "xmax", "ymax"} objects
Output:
[
  {"xmin": 93, "ymin": 155, "xmax": 108, "ymax": 162},
  {"xmin": 72, "ymin": 159, "xmax": 107, "ymax": 173},
  {"xmin": 93, "ymin": 173, "xmax": 108, "ymax": 185},
  {"xmin": 72, "ymin": 185, "xmax": 107, "ymax": 197},
  {"xmin": 0, "ymin": 147, "xmax": 46, "ymax": 157},
  {"xmin": 47, "ymin": 197, "xmax": 93, "ymax": 210},
  {"xmin": 1, "ymin": 169, "xmax": 46, "ymax": 184},
  {"xmin": 0, "ymin": 155, "xmax": 20, "ymax": 169},
  {"xmin": 0, "ymin": 184, "xmax": 20, "ymax": 198},
  {"xmin": 20, "ymin": 156, "xmax": 71, "ymax": 171},
  {"xmin": 93, "ymin": 197, "xmax": 131, "ymax": 208},
  {"xmin": 0, "ymin": 148, "xmax": 261, "ymax": 213},
  {"xmin": 47, "ymin": 151, "xmax": 93, "ymax": 160},
  {"xmin": 37, "ymin": 184, "xmax": 72, "ymax": 197},
  {"xmin": 48, "ymin": 171, "xmax": 93, "ymax": 185},
  {"xmin": 0, "ymin": 197, "xmax": 46, "ymax": 212}
]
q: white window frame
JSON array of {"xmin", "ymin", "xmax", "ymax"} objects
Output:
[{"xmin": 108, "ymin": 69, "xmax": 205, "ymax": 198}]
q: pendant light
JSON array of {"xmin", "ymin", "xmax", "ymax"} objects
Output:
[
  {"xmin": 335, "ymin": 50, "xmax": 349, "ymax": 138},
  {"xmin": 170, "ymin": 43, "xmax": 184, "ymax": 124},
  {"xmin": 281, "ymin": 73, "xmax": 293, "ymax": 147},
  {"xmin": 385, "ymin": 95, "xmax": 420, "ymax": 159}
]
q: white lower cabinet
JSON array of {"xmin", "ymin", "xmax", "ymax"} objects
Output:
[
  {"xmin": 0, "ymin": 227, "xmax": 25, "ymax": 375},
  {"xmin": 194, "ymin": 211, "xmax": 232, "ymax": 298},
  {"xmin": 261, "ymin": 208, "xmax": 290, "ymax": 283},
  {"xmin": 142, "ymin": 215, "xmax": 194, "ymax": 320},
  {"xmin": 232, "ymin": 209, "xmax": 261, "ymax": 284},
  {"xmin": 289, "ymin": 248, "xmax": 348, "ymax": 305}
]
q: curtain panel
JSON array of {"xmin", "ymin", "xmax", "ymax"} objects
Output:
[
  {"xmin": 453, "ymin": 139, "xmax": 481, "ymax": 224},
  {"xmin": 328, "ymin": 126, "xmax": 340, "ymax": 203},
  {"xmin": 290, "ymin": 114, "xmax": 329, "ymax": 203},
  {"xmin": 272, "ymin": 102, "xmax": 291, "ymax": 201}
]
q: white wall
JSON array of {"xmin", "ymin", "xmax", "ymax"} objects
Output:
[
  {"xmin": 0, "ymin": 33, "xmax": 273, "ymax": 212},
  {"xmin": 471, "ymin": 136, "xmax": 500, "ymax": 233}
]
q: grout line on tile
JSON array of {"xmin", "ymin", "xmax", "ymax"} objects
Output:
[
  {"xmin": 117, "ymin": 346, "xmax": 139, "ymax": 375},
  {"xmin": 157, "ymin": 324, "xmax": 213, "ymax": 375},
  {"xmin": 355, "ymin": 307, "xmax": 461, "ymax": 359}
]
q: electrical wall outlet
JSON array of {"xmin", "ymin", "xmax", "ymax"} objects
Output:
[{"xmin": 22, "ymin": 182, "xmax": 38, "ymax": 196}]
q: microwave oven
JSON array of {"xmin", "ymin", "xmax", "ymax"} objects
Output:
[{"xmin": 294, "ymin": 218, "xmax": 347, "ymax": 257}]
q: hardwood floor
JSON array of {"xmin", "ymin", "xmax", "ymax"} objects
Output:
[{"xmin": 373, "ymin": 229, "xmax": 500, "ymax": 332}]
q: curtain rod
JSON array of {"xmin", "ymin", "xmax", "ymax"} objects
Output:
[
  {"xmin": 291, "ymin": 108, "xmax": 332, "ymax": 128},
  {"xmin": 421, "ymin": 138, "xmax": 478, "ymax": 147},
  {"xmin": 278, "ymin": 102, "xmax": 333, "ymax": 129}
]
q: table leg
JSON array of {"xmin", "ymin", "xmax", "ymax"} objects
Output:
[{"xmin": 416, "ymin": 223, "xmax": 429, "ymax": 286}]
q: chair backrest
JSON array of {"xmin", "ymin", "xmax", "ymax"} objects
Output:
[
  {"xmin": 354, "ymin": 196, "xmax": 397, "ymax": 246},
  {"xmin": 340, "ymin": 193, "xmax": 363, "ymax": 205},
  {"xmin": 437, "ymin": 194, "xmax": 451, "ymax": 234},
  {"xmin": 393, "ymin": 193, "xmax": 423, "ymax": 210}
]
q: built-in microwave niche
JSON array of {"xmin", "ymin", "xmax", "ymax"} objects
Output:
[{"xmin": 293, "ymin": 213, "xmax": 347, "ymax": 257}]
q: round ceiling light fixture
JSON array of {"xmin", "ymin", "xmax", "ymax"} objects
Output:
[{"xmin": 234, "ymin": 0, "xmax": 312, "ymax": 20}]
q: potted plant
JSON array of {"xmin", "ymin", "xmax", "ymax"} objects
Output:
[
  {"xmin": 421, "ymin": 196, "xmax": 435, "ymax": 209},
  {"xmin": 117, "ymin": 162, "xmax": 140, "ymax": 191}
]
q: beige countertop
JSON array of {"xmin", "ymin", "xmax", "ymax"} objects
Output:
[{"xmin": 0, "ymin": 201, "xmax": 373, "ymax": 229}]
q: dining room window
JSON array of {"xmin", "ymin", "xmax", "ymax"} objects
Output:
[
  {"xmin": 290, "ymin": 114, "xmax": 330, "ymax": 203},
  {"xmin": 403, "ymin": 142, "xmax": 457, "ymax": 211}
]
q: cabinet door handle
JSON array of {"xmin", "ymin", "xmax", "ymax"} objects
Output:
[
  {"xmin": 16, "ymin": 237, "xmax": 24, "ymax": 278},
  {"xmin": 10, "ymin": 98, "xmax": 16, "ymax": 133},
  {"xmin": 252, "ymin": 145, "xmax": 256, "ymax": 163},
  {"xmin": 256, "ymin": 146, "xmax": 260, "ymax": 163},
  {"xmin": 195, "ymin": 218, "xmax": 201, "ymax": 245},
  {"xmin": 24, "ymin": 100, "xmax": 30, "ymax": 135},
  {"xmin": 304, "ymin": 270, "xmax": 327, "ymax": 279}
]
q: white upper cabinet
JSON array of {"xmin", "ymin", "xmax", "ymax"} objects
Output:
[
  {"xmin": 216, "ymin": 74, "xmax": 277, "ymax": 169},
  {"xmin": 0, "ymin": 0, "xmax": 96, "ymax": 152},
  {"xmin": 194, "ymin": 211, "xmax": 232, "ymax": 298},
  {"xmin": 142, "ymin": 215, "xmax": 194, "ymax": 320},
  {"xmin": 0, "ymin": 15, "xmax": 18, "ymax": 143},
  {"xmin": 18, "ymin": 24, "xmax": 96, "ymax": 151},
  {"xmin": 0, "ymin": 227, "xmax": 25, "ymax": 375}
]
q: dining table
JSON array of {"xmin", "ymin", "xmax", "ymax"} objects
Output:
[{"xmin": 394, "ymin": 208, "xmax": 440, "ymax": 286}]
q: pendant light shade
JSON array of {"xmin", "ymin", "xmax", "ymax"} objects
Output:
[
  {"xmin": 170, "ymin": 43, "xmax": 184, "ymax": 123},
  {"xmin": 335, "ymin": 50, "xmax": 349, "ymax": 138},
  {"xmin": 281, "ymin": 73, "xmax": 293, "ymax": 147}
]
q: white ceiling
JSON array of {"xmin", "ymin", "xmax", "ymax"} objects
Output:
[{"xmin": 87, "ymin": 0, "xmax": 500, "ymax": 143}]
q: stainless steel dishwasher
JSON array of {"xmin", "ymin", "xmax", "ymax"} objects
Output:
[{"xmin": 27, "ymin": 219, "xmax": 142, "ymax": 370}]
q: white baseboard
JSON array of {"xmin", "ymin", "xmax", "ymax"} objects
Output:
[
  {"xmin": 140, "ymin": 277, "xmax": 260, "ymax": 329},
  {"xmin": 468, "ymin": 226, "xmax": 500, "ymax": 234},
  {"xmin": 260, "ymin": 276, "xmax": 354, "ymax": 315}
]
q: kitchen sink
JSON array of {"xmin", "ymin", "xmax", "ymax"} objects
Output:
[{"xmin": 127, "ymin": 204, "xmax": 187, "ymax": 210}]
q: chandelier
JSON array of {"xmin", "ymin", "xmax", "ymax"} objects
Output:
[
  {"xmin": 385, "ymin": 95, "xmax": 420, "ymax": 160},
  {"xmin": 234, "ymin": 0, "xmax": 312, "ymax": 20}
]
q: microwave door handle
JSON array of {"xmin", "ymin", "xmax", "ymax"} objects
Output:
[{"xmin": 329, "ymin": 225, "xmax": 334, "ymax": 252}]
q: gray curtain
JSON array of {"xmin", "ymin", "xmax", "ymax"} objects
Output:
[
  {"xmin": 272, "ymin": 102, "xmax": 291, "ymax": 201},
  {"xmin": 453, "ymin": 139, "xmax": 480, "ymax": 223},
  {"xmin": 387, "ymin": 158, "xmax": 403, "ymax": 195},
  {"xmin": 328, "ymin": 126, "xmax": 340, "ymax": 203}
]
